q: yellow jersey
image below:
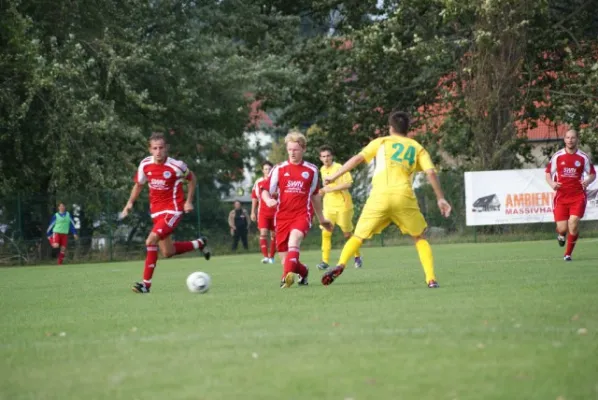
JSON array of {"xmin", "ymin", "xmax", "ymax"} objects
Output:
[
  {"xmin": 360, "ymin": 135, "xmax": 435, "ymax": 196},
  {"xmin": 320, "ymin": 162, "xmax": 354, "ymax": 211}
]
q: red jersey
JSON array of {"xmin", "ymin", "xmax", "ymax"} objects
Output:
[
  {"xmin": 264, "ymin": 160, "xmax": 320, "ymax": 221},
  {"xmin": 251, "ymin": 177, "xmax": 276, "ymax": 218},
  {"xmin": 135, "ymin": 156, "xmax": 192, "ymax": 218},
  {"xmin": 546, "ymin": 149, "xmax": 595, "ymax": 197}
]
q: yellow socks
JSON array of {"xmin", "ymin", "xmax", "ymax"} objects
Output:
[
  {"xmin": 415, "ymin": 239, "xmax": 436, "ymax": 283},
  {"xmin": 338, "ymin": 236, "xmax": 363, "ymax": 267},
  {"xmin": 321, "ymin": 230, "xmax": 332, "ymax": 263}
]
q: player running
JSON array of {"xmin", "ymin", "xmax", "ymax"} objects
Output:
[
  {"xmin": 261, "ymin": 131, "xmax": 333, "ymax": 288},
  {"xmin": 250, "ymin": 161, "xmax": 277, "ymax": 264},
  {"xmin": 545, "ymin": 129, "xmax": 596, "ymax": 261},
  {"xmin": 46, "ymin": 202, "xmax": 79, "ymax": 265},
  {"xmin": 321, "ymin": 111, "xmax": 452, "ymax": 288},
  {"xmin": 121, "ymin": 132, "xmax": 210, "ymax": 293},
  {"xmin": 316, "ymin": 145, "xmax": 362, "ymax": 270}
]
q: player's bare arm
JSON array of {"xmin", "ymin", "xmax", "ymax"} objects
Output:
[
  {"xmin": 261, "ymin": 189, "xmax": 278, "ymax": 208},
  {"xmin": 424, "ymin": 169, "xmax": 452, "ymax": 218},
  {"xmin": 545, "ymin": 172, "xmax": 561, "ymax": 190},
  {"xmin": 582, "ymin": 172, "xmax": 596, "ymax": 189},
  {"xmin": 325, "ymin": 154, "xmax": 365, "ymax": 185},
  {"xmin": 250, "ymin": 198, "xmax": 258, "ymax": 222},
  {"xmin": 184, "ymin": 172, "xmax": 196, "ymax": 213},
  {"xmin": 121, "ymin": 183, "xmax": 144, "ymax": 218},
  {"xmin": 311, "ymin": 194, "xmax": 333, "ymax": 231}
]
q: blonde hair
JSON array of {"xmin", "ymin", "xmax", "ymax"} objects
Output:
[{"xmin": 284, "ymin": 130, "xmax": 307, "ymax": 149}]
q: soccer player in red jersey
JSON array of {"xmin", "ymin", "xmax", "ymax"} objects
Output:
[
  {"xmin": 261, "ymin": 131, "xmax": 333, "ymax": 288},
  {"xmin": 545, "ymin": 129, "xmax": 596, "ymax": 261},
  {"xmin": 251, "ymin": 161, "xmax": 277, "ymax": 264},
  {"xmin": 121, "ymin": 132, "xmax": 210, "ymax": 293}
]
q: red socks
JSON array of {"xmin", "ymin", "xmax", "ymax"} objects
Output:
[
  {"xmin": 260, "ymin": 236, "xmax": 268, "ymax": 258},
  {"xmin": 174, "ymin": 239, "xmax": 203, "ymax": 255},
  {"xmin": 143, "ymin": 245, "xmax": 158, "ymax": 287},
  {"xmin": 57, "ymin": 251, "xmax": 65, "ymax": 265},
  {"xmin": 269, "ymin": 239, "xmax": 277, "ymax": 259},
  {"xmin": 282, "ymin": 248, "xmax": 307, "ymax": 278},
  {"xmin": 565, "ymin": 234, "xmax": 578, "ymax": 257}
]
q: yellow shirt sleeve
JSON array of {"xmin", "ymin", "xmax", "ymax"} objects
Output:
[
  {"xmin": 359, "ymin": 138, "xmax": 383, "ymax": 164},
  {"xmin": 416, "ymin": 147, "xmax": 435, "ymax": 172},
  {"xmin": 338, "ymin": 170, "xmax": 353, "ymax": 184}
]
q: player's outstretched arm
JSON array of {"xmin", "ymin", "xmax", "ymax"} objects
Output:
[
  {"xmin": 121, "ymin": 183, "xmax": 144, "ymax": 218},
  {"xmin": 184, "ymin": 172, "xmax": 197, "ymax": 212},
  {"xmin": 326, "ymin": 154, "xmax": 364, "ymax": 185},
  {"xmin": 312, "ymin": 194, "xmax": 332, "ymax": 231},
  {"xmin": 424, "ymin": 169, "xmax": 451, "ymax": 218},
  {"xmin": 261, "ymin": 190, "xmax": 277, "ymax": 208}
]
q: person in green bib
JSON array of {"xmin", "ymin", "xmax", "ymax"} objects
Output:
[{"xmin": 46, "ymin": 202, "xmax": 78, "ymax": 265}]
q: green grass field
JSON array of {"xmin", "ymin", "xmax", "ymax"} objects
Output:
[{"xmin": 1, "ymin": 240, "xmax": 597, "ymax": 400}]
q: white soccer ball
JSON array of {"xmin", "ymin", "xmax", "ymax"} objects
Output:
[{"xmin": 186, "ymin": 271, "xmax": 211, "ymax": 294}]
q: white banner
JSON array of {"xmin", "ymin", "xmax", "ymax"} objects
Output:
[{"xmin": 464, "ymin": 168, "xmax": 598, "ymax": 226}]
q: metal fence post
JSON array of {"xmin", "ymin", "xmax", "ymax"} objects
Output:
[
  {"xmin": 195, "ymin": 185, "xmax": 201, "ymax": 234},
  {"xmin": 108, "ymin": 192, "xmax": 114, "ymax": 261}
]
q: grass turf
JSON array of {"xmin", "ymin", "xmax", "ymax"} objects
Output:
[{"xmin": 1, "ymin": 239, "xmax": 597, "ymax": 400}]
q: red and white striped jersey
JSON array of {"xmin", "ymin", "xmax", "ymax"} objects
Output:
[
  {"xmin": 251, "ymin": 177, "xmax": 276, "ymax": 218},
  {"xmin": 545, "ymin": 149, "xmax": 595, "ymax": 197},
  {"xmin": 134, "ymin": 156, "xmax": 192, "ymax": 218},
  {"xmin": 263, "ymin": 160, "xmax": 319, "ymax": 221}
]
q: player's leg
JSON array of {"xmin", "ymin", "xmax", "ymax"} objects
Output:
[
  {"xmin": 322, "ymin": 198, "xmax": 389, "ymax": 285},
  {"xmin": 57, "ymin": 234, "xmax": 68, "ymax": 265},
  {"xmin": 553, "ymin": 198, "xmax": 569, "ymax": 247},
  {"xmin": 155, "ymin": 214, "xmax": 208, "ymax": 259},
  {"xmin": 319, "ymin": 211, "xmax": 336, "ymax": 270},
  {"xmin": 132, "ymin": 229, "xmax": 161, "ymax": 293},
  {"xmin": 394, "ymin": 204, "xmax": 438, "ymax": 288},
  {"xmin": 338, "ymin": 209, "xmax": 361, "ymax": 268},
  {"xmin": 259, "ymin": 227, "xmax": 270, "ymax": 262},
  {"xmin": 268, "ymin": 226, "xmax": 276, "ymax": 263},
  {"xmin": 564, "ymin": 200, "xmax": 585, "ymax": 260},
  {"xmin": 281, "ymin": 229, "xmax": 308, "ymax": 288}
]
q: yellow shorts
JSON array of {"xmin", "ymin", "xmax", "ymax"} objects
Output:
[
  {"xmin": 353, "ymin": 194, "xmax": 427, "ymax": 239},
  {"xmin": 321, "ymin": 209, "xmax": 354, "ymax": 233}
]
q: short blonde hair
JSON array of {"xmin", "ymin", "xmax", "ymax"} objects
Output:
[{"xmin": 285, "ymin": 130, "xmax": 307, "ymax": 149}]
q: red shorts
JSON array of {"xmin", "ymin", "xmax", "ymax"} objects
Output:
[
  {"xmin": 275, "ymin": 217, "xmax": 311, "ymax": 253},
  {"xmin": 257, "ymin": 212, "xmax": 275, "ymax": 231},
  {"xmin": 553, "ymin": 194, "xmax": 587, "ymax": 221},
  {"xmin": 151, "ymin": 213, "xmax": 183, "ymax": 239},
  {"xmin": 49, "ymin": 233, "xmax": 68, "ymax": 248}
]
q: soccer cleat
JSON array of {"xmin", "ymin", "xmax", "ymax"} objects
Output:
[
  {"xmin": 132, "ymin": 282, "xmax": 150, "ymax": 293},
  {"xmin": 316, "ymin": 261, "xmax": 329, "ymax": 270},
  {"xmin": 261, "ymin": 257, "xmax": 270, "ymax": 264},
  {"xmin": 198, "ymin": 236, "xmax": 211, "ymax": 260},
  {"xmin": 354, "ymin": 256, "xmax": 363, "ymax": 268},
  {"xmin": 298, "ymin": 266, "xmax": 309, "ymax": 286},
  {"xmin": 427, "ymin": 280, "xmax": 440, "ymax": 288},
  {"xmin": 564, "ymin": 255, "xmax": 572, "ymax": 261},
  {"xmin": 321, "ymin": 265, "xmax": 344, "ymax": 286},
  {"xmin": 557, "ymin": 235, "xmax": 566, "ymax": 247},
  {"xmin": 268, "ymin": 258, "xmax": 275, "ymax": 264},
  {"xmin": 280, "ymin": 272, "xmax": 295, "ymax": 288}
]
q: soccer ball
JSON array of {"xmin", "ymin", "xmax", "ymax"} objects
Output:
[{"xmin": 186, "ymin": 271, "xmax": 211, "ymax": 294}]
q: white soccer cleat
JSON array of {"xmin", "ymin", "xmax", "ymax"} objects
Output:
[{"xmin": 261, "ymin": 257, "xmax": 270, "ymax": 264}]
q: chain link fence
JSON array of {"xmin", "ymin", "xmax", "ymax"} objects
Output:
[{"xmin": 2, "ymin": 172, "xmax": 598, "ymax": 266}]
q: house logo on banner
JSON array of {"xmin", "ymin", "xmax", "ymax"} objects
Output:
[{"xmin": 464, "ymin": 167, "xmax": 598, "ymax": 226}]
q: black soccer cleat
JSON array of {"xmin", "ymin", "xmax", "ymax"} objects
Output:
[
  {"xmin": 298, "ymin": 266, "xmax": 309, "ymax": 286},
  {"xmin": 557, "ymin": 235, "xmax": 566, "ymax": 247},
  {"xmin": 321, "ymin": 265, "xmax": 344, "ymax": 286},
  {"xmin": 198, "ymin": 236, "xmax": 211, "ymax": 260},
  {"xmin": 427, "ymin": 280, "xmax": 440, "ymax": 288},
  {"xmin": 316, "ymin": 261, "xmax": 329, "ymax": 270},
  {"xmin": 132, "ymin": 282, "xmax": 150, "ymax": 293},
  {"xmin": 564, "ymin": 255, "xmax": 572, "ymax": 262}
]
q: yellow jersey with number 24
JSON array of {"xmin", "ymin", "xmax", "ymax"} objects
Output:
[{"xmin": 359, "ymin": 135, "xmax": 435, "ymax": 197}]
